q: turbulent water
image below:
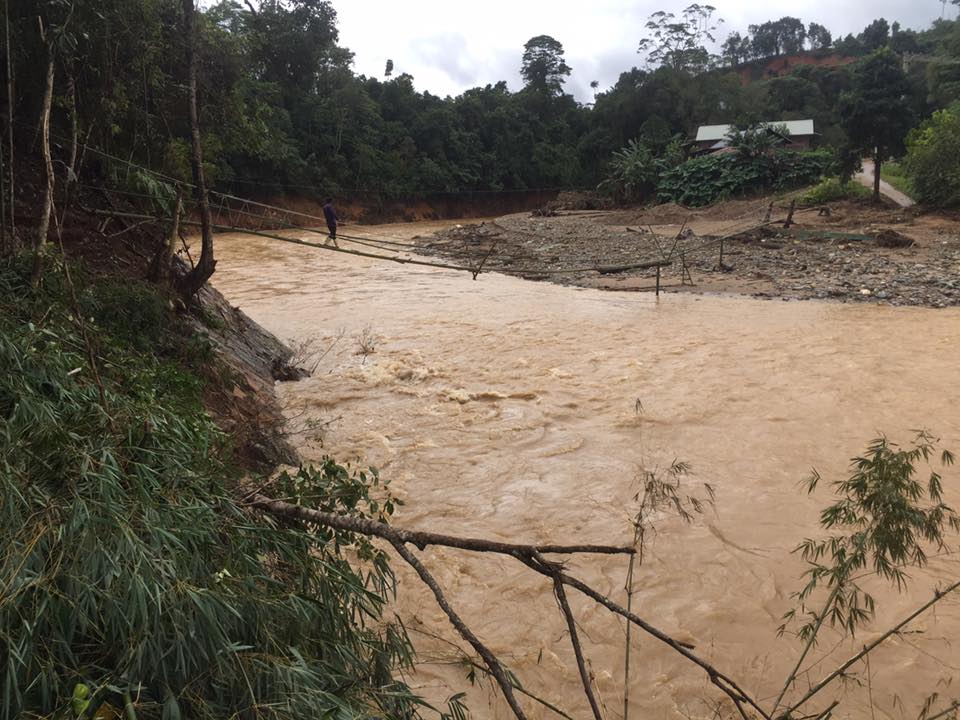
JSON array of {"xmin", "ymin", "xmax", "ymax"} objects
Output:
[{"xmin": 213, "ymin": 222, "xmax": 960, "ymax": 720}]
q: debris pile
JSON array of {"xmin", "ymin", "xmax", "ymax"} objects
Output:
[{"xmin": 418, "ymin": 205, "xmax": 960, "ymax": 307}]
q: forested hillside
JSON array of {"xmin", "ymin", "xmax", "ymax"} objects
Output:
[
  {"xmin": 4, "ymin": 3, "xmax": 960, "ymax": 719},
  {"xmin": 3, "ymin": 0, "xmax": 959, "ymax": 206}
]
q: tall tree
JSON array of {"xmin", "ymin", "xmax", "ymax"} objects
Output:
[
  {"xmin": 777, "ymin": 17, "xmax": 808, "ymax": 54},
  {"xmin": 834, "ymin": 33, "xmax": 865, "ymax": 55},
  {"xmin": 638, "ymin": 4, "xmax": 721, "ymax": 73},
  {"xmin": 31, "ymin": 0, "xmax": 77, "ymax": 282},
  {"xmin": 839, "ymin": 48, "xmax": 915, "ymax": 202},
  {"xmin": 721, "ymin": 31, "xmax": 751, "ymax": 67},
  {"xmin": 177, "ymin": 0, "xmax": 216, "ymax": 297},
  {"xmin": 520, "ymin": 35, "xmax": 571, "ymax": 95},
  {"xmin": 749, "ymin": 17, "xmax": 807, "ymax": 57},
  {"xmin": 859, "ymin": 18, "xmax": 891, "ymax": 51},
  {"xmin": 749, "ymin": 21, "xmax": 780, "ymax": 57},
  {"xmin": 807, "ymin": 22, "xmax": 833, "ymax": 51}
]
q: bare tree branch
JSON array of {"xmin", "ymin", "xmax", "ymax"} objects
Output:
[
  {"xmin": 518, "ymin": 555, "xmax": 770, "ymax": 720},
  {"xmin": 924, "ymin": 700, "xmax": 960, "ymax": 720},
  {"xmin": 550, "ymin": 565, "xmax": 603, "ymax": 720},
  {"xmin": 780, "ymin": 579, "xmax": 960, "ymax": 719},
  {"xmin": 389, "ymin": 538, "xmax": 529, "ymax": 720},
  {"xmin": 410, "ymin": 627, "xmax": 577, "ymax": 720},
  {"xmin": 249, "ymin": 494, "xmax": 634, "ymax": 556},
  {"xmin": 250, "ymin": 492, "xmax": 764, "ymax": 720}
]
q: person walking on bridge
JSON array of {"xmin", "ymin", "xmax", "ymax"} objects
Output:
[{"xmin": 322, "ymin": 198, "xmax": 339, "ymax": 247}]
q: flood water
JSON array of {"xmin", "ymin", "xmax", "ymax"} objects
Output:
[{"xmin": 213, "ymin": 222, "xmax": 960, "ymax": 720}]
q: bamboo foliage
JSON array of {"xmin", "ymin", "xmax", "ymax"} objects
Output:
[{"xmin": 0, "ymin": 259, "xmax": 434, "ymax": 720}]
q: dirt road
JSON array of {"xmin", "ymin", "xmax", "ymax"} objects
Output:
[{"xmin": 856, "ymin": 159, "xmax": 916, "ymax": 207}]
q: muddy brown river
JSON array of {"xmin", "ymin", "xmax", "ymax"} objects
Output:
[{"xmin": 213, "ymin": 221, "xmax": 960, "ymax": 720}]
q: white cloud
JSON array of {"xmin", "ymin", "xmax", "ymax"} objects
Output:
[{"xmin": 247, "ymin": 1, "xmax": 951, "ymax": 101}]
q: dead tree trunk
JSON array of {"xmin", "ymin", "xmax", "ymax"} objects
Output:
[
  {"xmin": 783, "ymin": 199, "xmax": 796, "ymax": 228},
  {"xmin": 873, "ymin": 150, "xmax": 882, "ymax": 204},
  {"xmin": 175, "ymin": 0, "xmax": 215, "ymax": 299},
  {"xmin": 32, "ymin": 37, "xmax": 55, "ymax": 285}
]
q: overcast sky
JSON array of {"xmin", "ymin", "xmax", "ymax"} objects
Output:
[{"xmin": 331, "ymin": 0, "xmax": 950, "ymax": 101}]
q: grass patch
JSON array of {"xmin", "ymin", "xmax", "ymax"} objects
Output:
[{"xmin": 880, "ymin": 161, "xmax": 916, "ymax": 199}]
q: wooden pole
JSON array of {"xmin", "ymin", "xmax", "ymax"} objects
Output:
[
  {"xmin": 655, "ymin": 265, "xmax": 661, "ymax": 296},
  {"xmin": 784, "ymin": 199, "xmax": 796, "ymax": 228}
]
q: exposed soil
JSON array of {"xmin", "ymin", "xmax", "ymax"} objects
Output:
[
  {"xmin": 200, "ymin": 190, "xmax": 559, "ymax": 229},
  {"xmin": 418, "ymin": 197, "xmax": 960, "ymax": 307}
]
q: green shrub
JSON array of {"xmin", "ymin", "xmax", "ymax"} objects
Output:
[
  {"xmin": 772, "ymin": 150, "xmax": 837, "ymax": 190},
  {"xmin": 798, "ymin": 178, "xmax": 871, "ymax": 205},
  {"xmin": 81, "ymin": 278, "xmax": 170, "ymax": 352},
  {"xmin": 657, "ymin": 149, "xmax": 834, "ymax": 206},
  {"xmin": 600, "ymin": 136, "xmax": 685, "ymax": 202},
  {"xmin": 903, "ymin": 103, "xmax": 960, "ymax": 206},
  {"xmin": 0, "ymin": 259, "xmax": 430, "ymax": 720}
]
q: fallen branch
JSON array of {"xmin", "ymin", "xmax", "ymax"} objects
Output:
[
  {"xmin": 390, "ymin": 538, "xmax": 529, "ymax": 720},
  {"xmin": 518, "ymin": 555, "xmax": 769, "ymax": 720},
  {"xmin": 250, "ymin": 493, "xmax": 765, "ymax": 720},
  {"xmin": 409, "ymin": 628, "xmax": 576, "ymax": 720},
  {"xmin": 249, "ymin": 494, "xmax": 634, "ymax": 556},
  {"xmin": 924, "ymin": 700, "xmax": 960, "ymax": 720},
  {"xmin": 550, "ymin": 564, "xmax": 603, "ymax": 720}
]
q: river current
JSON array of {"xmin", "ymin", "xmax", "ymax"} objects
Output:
[{"xmin": 213, "ymin": 222, "xmax": 960, "ymax": 720}]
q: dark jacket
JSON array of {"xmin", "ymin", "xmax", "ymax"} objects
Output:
[{"xmin": 322, "ymin": 203, "xmax": 338, "ymax": 226}]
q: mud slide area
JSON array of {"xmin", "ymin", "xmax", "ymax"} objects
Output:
[{"xmin": 212, "ymin": 220, "xmax": 960, "ymax": 719}]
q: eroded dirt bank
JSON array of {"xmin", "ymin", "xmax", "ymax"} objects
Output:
[
  {"xmin": 419, "ymin": 198, "xmax": 960, "ymax": 307},
  {"xmin": 213, "ymin": 221, "xmax": 960, "ymax": 720}
]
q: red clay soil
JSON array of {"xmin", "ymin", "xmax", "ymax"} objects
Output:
[
  {"xmin": 199, "ymin": 190, "xmax": 560, "ymax": 229},
  {"xmin": 736, "ymin": 51, "xmax": 858, "ymax": 84}
]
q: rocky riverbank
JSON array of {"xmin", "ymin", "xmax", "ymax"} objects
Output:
[{"xmin": 417, "ymin": 198, "xmax": 960, "ymax": 307}]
